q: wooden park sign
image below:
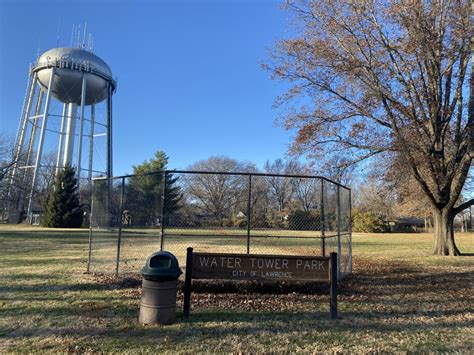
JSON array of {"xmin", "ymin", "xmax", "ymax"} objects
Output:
[{"xmin": 183, "ymin": 247, "xmax": 338, "ymax": 319}]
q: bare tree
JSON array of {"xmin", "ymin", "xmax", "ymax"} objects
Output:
[
  {"xmin": 291, "ymin": 177, "xmax": 320, "ymax": 211},
  {"xmin": 185, "ymin": 156, "xmax": 257, "ymax": 227},
  {"xmin": 266, "ymin": 0, "xmax": 472, "ymax": 255},
  {"xmin": 355, "ymin": 175, "xmax": 397, "ymax": 221},
  {"xmin": 0, "ymin": 135, "xmax": 16, "ymax": 183},
  {"xmin": 0, "ymin": 134, "xmax": 27, "ymax": 214},
  {"xmin": 0, "ymin": 135, "xmax": 15, "ymax": 213},
  {"xmin": 263, "ymin": 159, "xmax": 300, "ymax": 212},
  {"xmin": 264, "ymin": 159, "xmax": 320, "ymax": 211},
  {"xmin": 1, "ymin": 134, "xmax": 58, "ymax": 220}
]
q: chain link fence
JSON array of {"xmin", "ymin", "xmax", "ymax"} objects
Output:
[{"xmin": 88, "ymin": 170, "xmax": 352, "ymax": 279}]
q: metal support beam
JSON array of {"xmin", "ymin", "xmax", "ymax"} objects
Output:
[
  {"xmin": 76, "ymin": 74, "xmax": 87, "ymax": 188},
  {"xmin": 88, "ymin": 104, "xmax": 95, "ymax": 187},
  {"xmin": 115, "ymin": 177, "xmax": 125, "ymax": 277},
  {"xmin": 55, "ymin": 103, "xmax": 68, "ymax": 177},
  {"xmin": 330, "ymin": 252, "xmax": 338, "ymax": 319},
  {"xmin": 246, "ymin": 174, "xmax": 252, "ymax": 254},
  {"xmin": 336, "ymin": 185, "xmax": 342, "ymax": 278},
  {"xmin": 160, "ymin": 172, "xmax": 167, "ymax": 251},
  {"xmin": 25, "ymin": 91, "xmax": 44, "ymax": 171},
  {"xmin": 183, "ymin": 247, "xmax": 193, "ymax": 319},
  {"xmin": 106, "ymin": 83, "xmax": 113, "ymax": 178},
  {"xmin": 27, "ymin": 68, "xmax": 55, "ymax": 222},
  {"xmin": 348, "ymin": 189, "xmax": 353, "ymax": 274},
  {"xmin": 320, "ymin": 178, "xmax": 326, "ymax": 256},
  {"xmin": 9, "ymin": 73, "xmax": 37, "ymax": 192},
  {"xmin": 13, "ymin": 72, "xmax": 34, "ymax": 160},
  {"xmin": 63, "ymin": 103, "xmax": 77, "ymax": 166},
  {"xmin": 16, "ymin": 90, "xmax": 44, "ymax": 214},
  {"xmin": 87, "ymin": 185, "xmax": 95, "ymax": 273},
  {"xmin": 104, "ymin": 84, "xmax": 113, "ymax": 226}
]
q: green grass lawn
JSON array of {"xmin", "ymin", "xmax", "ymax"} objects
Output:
[{"xmin": 1, "ymin": 224, "xmax": 473, "ymax": 352}]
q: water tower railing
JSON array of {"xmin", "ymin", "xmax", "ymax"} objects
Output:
[{"xmin": 32, "ymin": 59, "xmax": 116, "ymax": 87}]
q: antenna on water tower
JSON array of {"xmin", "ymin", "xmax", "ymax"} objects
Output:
[{"xmin": 56, "ymin": 18, "xmax": 61, "ymax": 47}]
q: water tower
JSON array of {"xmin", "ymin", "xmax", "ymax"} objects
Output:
[{"xmin": 9, "ymin": 37, "xmax": 116, "ymax": 223}]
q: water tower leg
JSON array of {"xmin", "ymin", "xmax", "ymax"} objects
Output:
[
  {"xmin": 26, "ymin": 68, "xmax": 55, "ymax": 223},
  {"xmin": 76, "ymin": 74, "xmax": 88, "ymax": 189},
  {"xmin": 63, "ymin": 103, "xmax": 78, "ymax": 166},
  {"xmin": 12, "ymin": 73, "xmax": 34, "ymax": 165},
  {"xmin": 55, "ymin": 103, "xmax": 68, "ymax": 177},
  {"xmin": 106, "ymin": 84, "xmax": 113, "ymax": 226},
  {"xmin": 17, "ymin": 90, "xmax": 44, "ymax": 215},
  {"xmin": 106, "ymin": 84, "xmax": 113, "ymax": 178},
  {"xmin": 9, "ymin": 73, "xmax": 37, "ymax": 199},
  {"xmin": 25, "ymin": 91, "xmax": 44, "ymax": 171},
  {"xmin": 88, "ymin": 104, "xmax": 95, "ymax": 186}
]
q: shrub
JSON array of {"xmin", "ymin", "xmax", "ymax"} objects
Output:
[
  {"xmin": 266, "ymin": 211, "xmax": 286, "ymax": 229},
  {"xmin": 286, "ymin": 210, "xmax": 321, "ymax": 230},
  {"xmin": 352, "ymin": 211, "xmax": 386, "ymax": 233},
  {"xmin": 234, "ymin": 219, "xmax": 247, "ymax": 228}
]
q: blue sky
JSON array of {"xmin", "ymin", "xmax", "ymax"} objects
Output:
[{"xmin": 0, "ymin": 0, "xmax": 293, "ymax": 176}]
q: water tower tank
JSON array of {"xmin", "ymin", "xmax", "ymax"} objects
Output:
[{"xmin": 34, "ymin": 47, "xmax": 115, "ymax": 105}]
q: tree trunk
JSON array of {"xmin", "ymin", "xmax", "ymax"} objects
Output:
[{"xmin": 432, "ymin": 207, "xmax": 461, "ymax": 256}]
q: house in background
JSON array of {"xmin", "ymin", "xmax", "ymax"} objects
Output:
[{"xmin": 386, "ymin": 217, "xmax": 426, "ymax": 232}]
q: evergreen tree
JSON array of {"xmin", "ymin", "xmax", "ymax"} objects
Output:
[
  {"xmin": 164, "ymin": 173, "xmax": 181, "ymax": 217},
  {"xmin": 42, "ymin": 165, "xmax": 83, "ymax": 228},
  {"xmin": 125, "ymin": 151, "xmax": 182, "ymax": 226}
]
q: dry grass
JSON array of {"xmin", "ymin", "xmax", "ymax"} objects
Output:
[{"xmin": 0, "ymin": 224, "xmax": 473, "ymax": 352}]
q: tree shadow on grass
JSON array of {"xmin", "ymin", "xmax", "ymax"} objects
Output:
[
  {"xmin": 2, "ymin": 277, "xmax": 141, "ymax": 295},
  {"xmin": 1, "ymin": 229, "xmax": 89, "ymax": 238},
  {"xmin": 3, "ymin": 307, "xmax": 472, "ymax": 343}
]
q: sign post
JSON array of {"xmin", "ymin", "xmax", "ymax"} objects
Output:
[
  {"xmin": 183, "ymin": 248, "xmax": 338, "ymax": 320},
  {"xmin": 183, "ymin": 247, "xmax": 193, "ymax": 319}
]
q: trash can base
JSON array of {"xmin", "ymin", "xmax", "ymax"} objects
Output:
[
  {"xmin": 139, "ymin": 307, "xmax": 176, "ymax": 325},
  {"xmin": 139, "ymin": 278, "xmax": 178, "ymax": 325}
]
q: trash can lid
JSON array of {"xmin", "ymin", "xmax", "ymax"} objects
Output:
[{"xmin": 140, "ymin": 251, "xmax": 182, "ymax": 280}]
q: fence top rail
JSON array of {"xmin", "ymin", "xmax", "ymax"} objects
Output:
[
  {"xmin": 162, "ymin": 232, "xmax": 340, "ymax": 239},
  {"xmin": 91, "ymin": 169, "xmax": 351, "ymax": 190}
]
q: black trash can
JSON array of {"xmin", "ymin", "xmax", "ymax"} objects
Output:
[{"xmin": 139, "ymin": 251, "xmax": 182, "ymax": 325}]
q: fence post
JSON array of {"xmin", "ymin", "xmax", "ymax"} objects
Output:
[
  {"xmin": 183, "ymin": 247, "xmax": 193, "ymax": 319},
  {"xmin": 330, "ymin": 252, "xmax": 338, "ymax": 319},
  {"xmin": 160, "ymin": 171, "xmax": 167, "ymax": 251},
  {"xmin": 115, "ymin": 177, "xmax": 125, "ymax": 277},
  {"xmin": 246, "ymin": 174, "xmax": 252, "ymax": 254},
  {"xmin": 348, "ymin": 188, "xmax": 352, "ymax": 274},
  {"xmin": 336, "ymin": 185, "xmax": 342, "ymax": 278},
  {"xmin": 320, "ymin": 179, "xmax": 326, "ymax": 256},
  {"xmin": 87, "ymin": 179, "xmax": 95, "ymax": 273}
]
